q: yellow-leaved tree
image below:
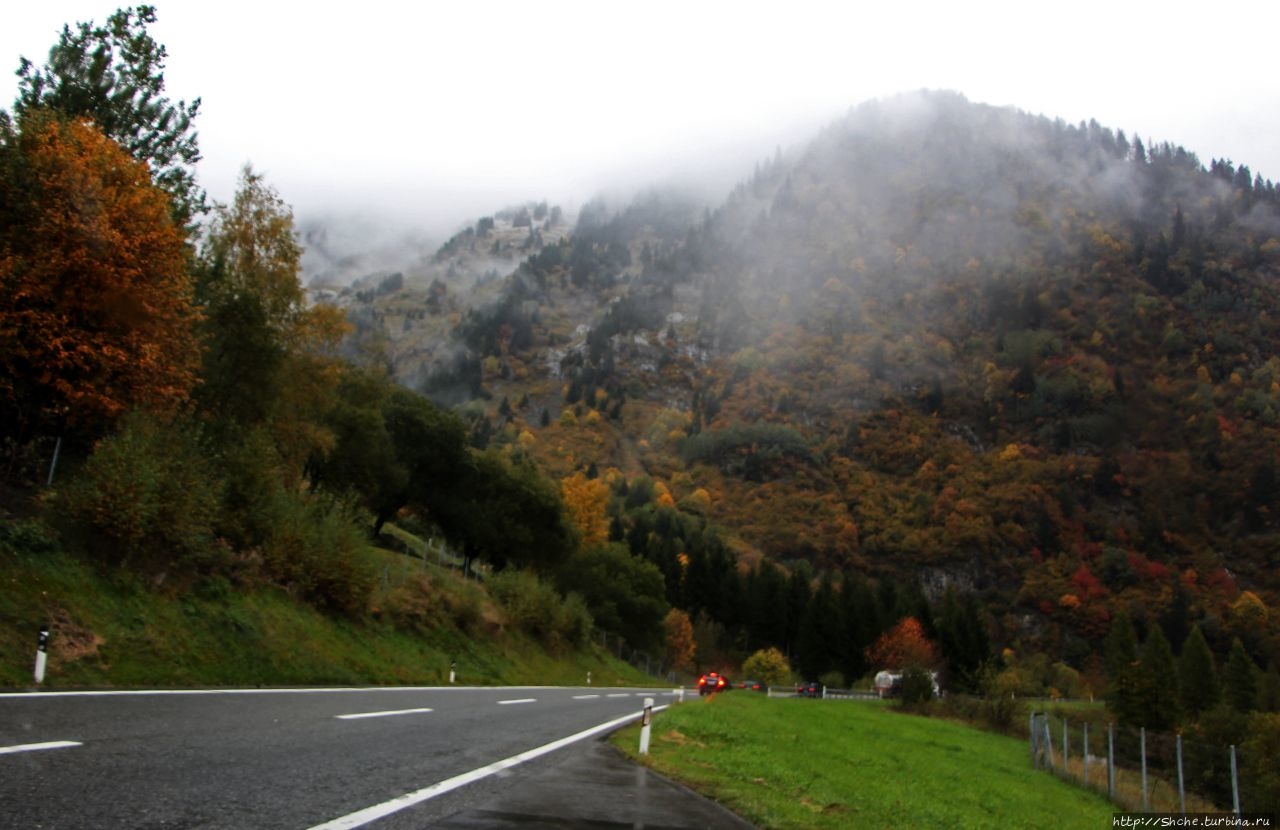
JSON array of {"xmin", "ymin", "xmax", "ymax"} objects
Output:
[{"xmin": 560, "ymin": 471, "xmax": 610, "ymax": 550}]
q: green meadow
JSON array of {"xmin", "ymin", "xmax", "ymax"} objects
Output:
[{"xmin": 614, "ymin": 691, "xmax": 1115, "ymax": 830}]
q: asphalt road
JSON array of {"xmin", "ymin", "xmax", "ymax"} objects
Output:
[{"xmin": 0, "ymin": 685, "xmax": 680, "ymax": 829}]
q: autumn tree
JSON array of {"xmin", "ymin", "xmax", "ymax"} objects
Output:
[
  {"xmin": 663, "ymin": 608, "xmax": 696, "ymax": 673},
  {"xmin": 196, "ymin": 165, "xmax": 347, "ymax": 483},
  {"xmin": 561, "ymin": 471, "xmax": 610, "ymax": 550},
  {"xmin": 866, "ymin": 616, "xmax": 939, "ymax": 670},
  {"xmin": 15, "ymin": 5, "xmax": 205, "ymax": 227},
  {"xmin": 0, "ymin": 113, "xmax": 199, "ymax": 447}
]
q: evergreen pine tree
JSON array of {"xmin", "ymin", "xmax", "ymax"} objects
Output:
[
  {"xmin": 1139, "ymin": 627, "xmax": 1180, "ymax": 730},
  {"xmin": 1224, "ymin": 638, "xmax": 1259, "ymax": 713},
  {"xmin": 1105, "ymin": 613, "xmax": 1141, "ymax": 724},
  {"xmin": 1179, "ymin": 625, "xmax": 1220, "ymax": 716},
  {"xmin": 1257, "ymin": 662, "xmax": 1280, "ymax": 713}
]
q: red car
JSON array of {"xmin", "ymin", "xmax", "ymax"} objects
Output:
[{"xmin": 697, "ymin": 671, "xmax": 729, "ymax": 695}]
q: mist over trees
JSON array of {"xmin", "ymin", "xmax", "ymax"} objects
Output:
[{"xmin": 4, "ymin": 7, "xmax": 1280, "ymax": 777}]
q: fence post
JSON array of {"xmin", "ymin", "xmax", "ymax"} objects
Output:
[
  {"xmin": 1176, "ymin": 732, "xmax": 1185, "ymax": 815},
  {"xmin": 1063, "ymin": 718, "xmax": 1069, "ymax": 774},
  {"xmin": 1141, "ymin": 727, "xmax": 1149, "ymax": 811},
  {"xmin": 1230, "ymin": 745, "xmax": 1240, "ymax": 816},
  {"xmin": 1044, "ymin": 718, "xmax": 1055, "ymax": 770},
  {"xmin": 1108, "ymin": 723, "xmax": 1115, "ymax": 799},
  {"xmin": 1029, "ymin": 712, "xmax": 1038, "ymax": 768},
  {"xmin": 1083, "ymin": 722, "xmax": 1090, "ymax": 787}
]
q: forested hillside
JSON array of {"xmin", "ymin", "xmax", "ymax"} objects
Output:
[
  {"xmin": 348, "ymin": 91, "xmax": 1280, "ymax": 691},
  {"xmin": 2, "ymin": 6, "xmax": 1277, "ymax": 747}
]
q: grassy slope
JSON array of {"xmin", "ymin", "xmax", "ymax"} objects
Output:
[
  {"xmin": 613, "ymin": 692, "xmax": 1114, "ymax": 830},
  {"xmin": 0, "ymin": 545, "xmax": 653, "ymax": 690}
]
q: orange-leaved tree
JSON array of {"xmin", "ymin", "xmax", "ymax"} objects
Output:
[
  {"xmin": 866, "ymin": 616, "xmax": 939, "ymax": 670},
  {"xmin": 663, "ymin": 608, "xmax": 696, "ymax": 674},
  {"xmin": 0, "ymin": 112, "xmax": 199, "ymax": 444},
  {"xmin": 560, "ymin": 471, "xmax": 610, "ymax": 550}
]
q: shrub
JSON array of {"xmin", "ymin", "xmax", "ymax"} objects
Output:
[
  {"xmin": 488, "ymin": 569, "xmax": 592, "ymax": 651},
  {"xmin": 260, "ymin": 494, "xmax": 376, "ymax": 616},
  {"xmin": 741, "ymin": 646, "xmax": 792, "ymax": 688},
  {"xmin": 1241, "ymin": 713, "xmax": 1280, "ymax": 812},
  {"xmin": 60, "ymin": 412, "xmax": 221, "ymax": 572},
  {"xmin": 900, "ymin": 665, "xmax": 936, "ymax": 709},
  {"xmin": 0, "ymin": 518, "xmax": 62, "ymax": 556}
]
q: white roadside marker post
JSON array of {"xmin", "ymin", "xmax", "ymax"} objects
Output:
[
  {"xmin": 449, "ymin": 660, "xmax": 456, "ymax": 685},
  {"xmin": 34, "ymin": 624, "xmax": 49, "ymax": 685},
  {"xmin": 639, "ymin": 698, "xmax": 654, "ymax": 755}
]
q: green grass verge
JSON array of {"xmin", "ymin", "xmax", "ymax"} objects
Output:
[
  {"xmin": 612, "ymin": 692, "xmax": 1115, "ymax": 830},
  {"xmin": 0, "ymin": 545, "xmax": 652, "ymax": 690}
]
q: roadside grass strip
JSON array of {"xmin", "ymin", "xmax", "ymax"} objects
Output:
[
  {"xmin": 0, "ymin": 740, "xmax": 82, "ymax": 756},
  {"xmin": 306, "ymin": 705, "xmax": 668, "ymax": 830},
  {"xmin": 336, "ymin": 708, "xmax": 434, "ymax": 720},
  {"xmin": 613, "ymin": 692, "xmax": 1114, "ymax": 830}
]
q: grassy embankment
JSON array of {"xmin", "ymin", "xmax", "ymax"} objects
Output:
[
  {"xmin": 612, "ymin": 691, "xmax": 1115, "ymax": 830},
  {"xmin": 0, "ymin": 525, "xmax": 652, "ymax": 690}
]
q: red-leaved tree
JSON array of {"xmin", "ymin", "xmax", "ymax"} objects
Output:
[{"xmin": 866, "ymin": 616, "xmax": 939, "ymax": 670}]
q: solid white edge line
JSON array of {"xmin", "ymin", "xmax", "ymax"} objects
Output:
[
  {"xmin": 0, "ymin": 740, "xmax": 82, "ymax": 756},
  {"xmin": 305, "ymin": 704, "xmax": 670, "ymax": 830},
  {"xmin": 336, "ymin": 708, "xmax": 434, "ymax": 720},
  {"xmin": 0, "ymin": 686, "xmax": 651, "ymax": 699}
]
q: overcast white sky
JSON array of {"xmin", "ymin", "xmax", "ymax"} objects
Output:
[{"xmin": 4, "ymin": 1, "xmax": 1279, "ymax": 239}]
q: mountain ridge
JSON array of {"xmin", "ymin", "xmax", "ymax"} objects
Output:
[{"xmin": 340, "ymin": 90, "xmax": 1280, "ymax": 660}]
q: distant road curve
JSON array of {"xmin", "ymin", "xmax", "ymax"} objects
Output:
[{"xmin": 0, "ymin": 685, "xmax": 675, "ymax": 829}]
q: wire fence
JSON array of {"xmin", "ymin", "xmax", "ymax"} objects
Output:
[{"xmin": 1028, "ymin": 712, "xmax": 1254, "ymax": 813}]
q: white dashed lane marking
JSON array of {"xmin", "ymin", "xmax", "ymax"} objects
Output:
[
  {"xmin": 335, "ymin": 708, "xmax": 434, "ymax": 720},
  {"xmin": 0, "ymin": 740, "xmax": 82, "ymax": 756}
]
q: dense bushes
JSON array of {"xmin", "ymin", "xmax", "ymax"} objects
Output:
[
  {"xmin": 60, "ymin": 412, "xmax": 222, "ymax": 571},
  {"xmin": 487, "ymin": 569, "xmax": 592, "ymax": 651}
]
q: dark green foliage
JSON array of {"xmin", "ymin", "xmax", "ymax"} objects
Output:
[
  {"xmin": 442, "ymin": 450, "xmax": 574, "ymax": 572},
  {"xmin": 488, "ymin": 569, "xmax": 592, "ymax": 651},
  {"xmin": 1137, "ymin": 627, "xmax": 1180, "ymax": 730},
  {"xmin": 1105, "ymin": 613, "xmax": 1141, "ymax": 724},
  {"xmin": 935, "ymin": 588, "xmax": 991, "ymax": 692},
  {"xmin": 554, "ymin": 543, "xmax": 668, "ymax": 651},
  {"xmin": 1241, "ymin": 713, "xmax": 1280, "ymax": 813},
  {"xmin": 795, "ymin": 572, "xmax": 839, "ymax": 680},
  {"xmin": 60, "ymin": 411, "xmax": 222, "ymax": 571},
  {"xmin": 899, "ymin": 665, "xmax": 936, "ymax": 709},
  {"xmin": 259, "ymin": 494, "xmax": 376, "ymax": 616},
  {"xmin": 14, "ymin": 5, "xmax": 205, "ymax": 226},
  {"xmin": 680, "ymin": 423, "xmax": 812, "ymax": 480},
  {"xmin": 195, "ymin": 289, "xmax": 287, "ymax": 427},
  {"xmin": 1224, "ymin": 637, "xmax": 1259, "ymax": 713},
  {"xmin": 1179, "ymin": 625, "xmax": 1220, "ymax": 715}
]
